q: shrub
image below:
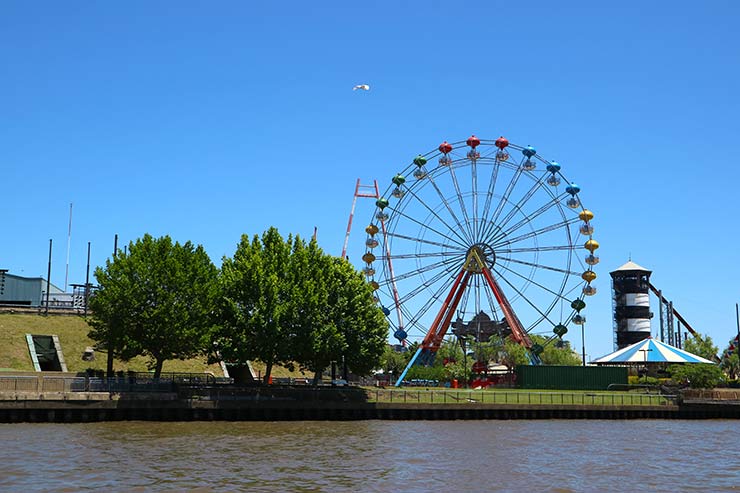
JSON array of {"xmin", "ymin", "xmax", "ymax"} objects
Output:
[{"xmin": 668, "ymin": 364, "xmax": 724, "ymax": 389}]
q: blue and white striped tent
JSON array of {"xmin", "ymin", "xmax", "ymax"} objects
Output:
[{"xmin": 592, "ymin": 337, "xmax": 715, "ymax": 365}]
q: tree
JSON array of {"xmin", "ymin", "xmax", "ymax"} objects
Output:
[
  {"xmin": 290, "ymin": 247, "xmax": 387, "ymax": 383},
  {"xmin": 87, "ymin": 249, "xmax": 139, "ymax": 377},
  {"xmin": 683, "ymin": 335, "xmax": 719, "ymax": 361},
  {"xmin": 215, "ymin": 228, "xmax": 293, "ymax": 384},
  {"xmin": 214, "ymin": 230, "xmax": 387, "ymax": 385},
  {"xmin": 721, "ymin": 352, "xmax": 739, "ymax": 380},
  {"xmin": 327, "ymin": 258, "xmax": 387, "ymax": 377},
  {"xmin": 501, "ymin": 338, "xmax": 529, "ymax": 370},
  {"xmin": 380, "ymin": 344, "xmax": 408, "ymax": 376},
  {"xmin": 88, "ymin": 234, "xmax": 218, "ymax": 378},
  {"xmin": 668, "ymin": 363, "xmax": 724, "ymax": 389},
  {"xmin": 535, "ymin": 336, "xmax": 583, "ymax": 366}
]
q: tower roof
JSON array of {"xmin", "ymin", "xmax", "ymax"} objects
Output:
[{"xmin": 611, "ymin": 260, "xmax": 651, "ymax": 274}]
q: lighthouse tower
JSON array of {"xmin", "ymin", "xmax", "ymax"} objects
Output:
[{"xmin": 610, "ymin": 260, "xmax": 653, "ymax": 350}]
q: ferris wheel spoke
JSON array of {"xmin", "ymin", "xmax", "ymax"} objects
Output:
[
  {"xmin": 387, "ymin": 203, "xmax": 469, "ymax": 250},
  {"xmin": 471, "ymin": 157, "xmax": 479, "ymax": 241},
  {"xmin": 417, "ymin": 164, "xmax": 472, "ymax": 244},
  {"xmin": 395, "ymin": 260, "xmax": 463, "ymax": 306},
  {"xmin": 483, "ymin": 286, "xmax": 502, "ymax": 323},
  {"xmin": 377, "ymin": 251, "xmax": 460, "ymax": 261},
  {"xmin": 490, "ymin": 194, "xmax": 568, "ymax": 244},
  {"xmin": 450, "ymin": 161, "xmax": 475, "ymax": 238},
  {"xmin": 385, "ymin": 231, "xmax": 465, "ymax": 253},
  {"xmin": 492, "ymin": 174, "xmax": 551, "ymax": 235},
  {"xmin": 480, "ymin": 159, "xmax": 503, "ymax": 238},
  {"xmin": 398, "ymin": 265, "xmax": 467, "ymax": 336},
  {"xmin": 491, "ymin": 216, "xmax": 580, "ymax": 249},
  {"xmin": 395, "ymin": 188, "xmax": 471, "ymax": 247},
  {"xmin": 487, "ymin": 161, "xmax": 526, "ymax": 231},
  {"xmin": 490, "ymin": 265, "xmax": 559, "ymax": 330},
  {"xmin": 495, "ymin": 244, "xmax": 578, "ymax": 254},
  {"xmin": 496, "ymin": 255, "xmax": 582, "ymax": 276},
  {"xmin": 383, "ymin": 254, "xmax": 464, "ymax": 283},
  {"xmin": 477, "ymin": 167, "xmax": 528, "ymax": 246}
]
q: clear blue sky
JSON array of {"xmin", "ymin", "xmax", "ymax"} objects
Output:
[{"xmin": 2, "ymin": 1, "xmax": 738, "ymax": 361}]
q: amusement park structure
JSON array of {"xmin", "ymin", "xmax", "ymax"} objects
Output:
[
  {"xmin": 350, "ymin": 135, "xmax": 599, "ymax": 386},
  {"xmin": 610, "ymin": 259, "xmax": 719, "ymax": 361}
]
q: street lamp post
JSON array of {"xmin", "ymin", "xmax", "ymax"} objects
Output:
[
  {"xmin": 458, "ymin": 335, "xmax": 469, "ymax": 388},
  {"xmin": 638, "ymin": 348, "xmax": 653, "ymax": 382},
  {"xmin": 581, "ymin": 322, "xmax": 586, "ymax": 367}
]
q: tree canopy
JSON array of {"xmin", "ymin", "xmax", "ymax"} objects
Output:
[
  {"xmin": 682, "ymin": 335, "xmax": 719, "ymax": 362},
  {"xmin": 669, "ymin": 363, "xmax": 724, "ymax": 389},
  {"xmin": 214, "ymin": 227, "xmax": 387, "ymax": 384},
  {"xmin": 88, "ymin": 234, "xmax": 218, "ymax": 378}
]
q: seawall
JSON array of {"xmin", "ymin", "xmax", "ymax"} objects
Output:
[{"xmin": 0, "ymin": 392, "xmax": 737, "ymax": 422}]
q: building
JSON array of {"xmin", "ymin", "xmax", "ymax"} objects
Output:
[
  {"xmin": 0, "ymin": 272, "xmax": 69, "ymax": 307},
  {"xmin": 610, "ymin": 260, "xmax": 653, "ymax": 350}
]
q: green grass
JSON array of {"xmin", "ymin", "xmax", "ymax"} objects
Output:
[
  {"xmin": 0, "ymin": 313, "xmax": 221, "ymax": 375},
  {"xmin": 0, "ymin": 312, "xmax": 312, "ymax": 379},
  {"xmin": 362, "ymin": 387, "xmax": 676, "ymax": 407}
]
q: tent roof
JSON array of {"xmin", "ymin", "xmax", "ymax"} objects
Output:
[{"xmin": 591, "ymin": 337, "xmax": 715, "ymax": 365}]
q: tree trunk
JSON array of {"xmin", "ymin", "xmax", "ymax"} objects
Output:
[
  {"xmin": 154, "ymin": 358, "xmax": 164, "ymax": 379},
  {"xmin": 106, "ymin": 347, "xmax": 114, "ymax": 379},
  {"xmin": 312, "ymin": 370, "xmax": 322, "ymax": 386},
  {"xmin": 263, "ymin": 362, "xmax": 273, "ymax": 384}
]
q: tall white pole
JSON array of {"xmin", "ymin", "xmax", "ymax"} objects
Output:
[{"xmin": 64, "ymin": 203, "xmax": 73, "ymax": 291}]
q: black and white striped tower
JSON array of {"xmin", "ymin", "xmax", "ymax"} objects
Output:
[{"xmin": 610, "ymin": 260, "xmax": 653, "ymax": 350}]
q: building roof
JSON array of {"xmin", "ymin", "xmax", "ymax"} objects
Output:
[{"xmin": 611, "ymin": 260, "xmax": 651, "ymax": 274}]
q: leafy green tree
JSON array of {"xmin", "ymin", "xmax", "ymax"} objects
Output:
[
  {"xmin": 721, "ymin": 350, "xmax": 739, "ymax": 380},
  {"xmin": 501, "ymin": 338, "xmax": 529, "ymax": 370},
  {"xmin": 87, "ymin": 249, "xmax": 139, "ymax": 377},
  {"xmin": 682, "ymin": 335, "xmax": 719, "ymax": 361},
  {"xmin": 290, "ymin": 249, "xmax": 387, "ymax": 383},
  {"xmin": 380, "ymin": 344, "xmax": 408, "ymax": 376},
  {"xmin": 329, "ymin": 258, "xmax": 387, "ymax": 376},
  {"xmin": 668, "ymin": 363, "xmax": 724, "ymax": 389},
  {"xmin": 215, "ymin": 230, "xmax": 387, "ymax": 385},
  {"xmin": 534, "ymin": 335, "xmax": 583, "ymax": 366},
  {"xmin": 88, "ymin": 234, "xmax": 218, "ymax": 378},
  {"xmin": 437, "ymin": 338, "xmax": 465, "ymax": 364},
  {"xmin": 215, "ymin": 228, "xmax": 293, "ymax": 383}
]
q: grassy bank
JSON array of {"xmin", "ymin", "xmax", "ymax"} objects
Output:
[
  {"xmin": 364, "ymin": 387, "xmax": 675, "ymax": 407},
  {"xmin": 0, "ymin": 312, "xmax": 309, "ymax": 379},
  {"xmin": 0, "ymin": 313, "xmax": 224, "ymax": 374}
]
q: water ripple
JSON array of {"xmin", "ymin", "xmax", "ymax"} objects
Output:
[{"xmin": 1, "ymin": 420, "xmax": 739, "ymax": 492}]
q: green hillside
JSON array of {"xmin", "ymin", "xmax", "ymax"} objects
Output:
[
  {"xmin": 0, "ymin": 312, "xmax": 223, "ymax": 374},
  {"xmin": 0, "ymin": 312, "xmax": 311, "ymax": 379}
]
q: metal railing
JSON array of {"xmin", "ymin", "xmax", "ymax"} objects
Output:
[
  {"xmin": 0, "ymin": 376, "xmax": 679, "ymax": 407},
  {"xmin": 366, "ymin": 389, "xmax": 678, "ymax": 407},
  {"xmin": 0, "ymin": 375, "xmax": 175, "ymax": 393}
]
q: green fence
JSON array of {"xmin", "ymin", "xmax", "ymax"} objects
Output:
[{"xmin": 516, "ymin": 365, "xmax": 628, "ymax": 390}]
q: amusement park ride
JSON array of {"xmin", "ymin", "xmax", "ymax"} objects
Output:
[{"xmin": 346, "ymin": 135, "xmax": 599, "ymax": 387}]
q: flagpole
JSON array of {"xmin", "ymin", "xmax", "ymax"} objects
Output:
[
  {"xmin": 64, "ymin": 203, "xmax": 72, "ymax": 291},
  {"xmin": 735, "ymin": 303, "xmax": 739, "ymax": 362}
]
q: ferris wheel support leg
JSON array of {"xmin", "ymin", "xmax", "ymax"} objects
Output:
[
  {"xmin": 394, "ymin": 269, "xmax": 471, "ymax": 387},
  {"xmin": 480, "ymin": 266, "xmax": 541, "ymax": 364},
  {"xmin": 394, "ymin": 347, "xmax": 423, "ymax": 387}
]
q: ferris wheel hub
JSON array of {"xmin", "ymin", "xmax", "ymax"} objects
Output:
[{"xmin": 463, "ymin": 243, "xmax": 495, "ymax": 273}]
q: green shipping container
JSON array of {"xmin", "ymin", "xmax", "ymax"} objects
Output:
[{"xmin": 516, "ymin": 365, "xmax": 628, "ymax": 390}]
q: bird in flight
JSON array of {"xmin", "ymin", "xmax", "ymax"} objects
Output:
[{"xmin": 353, "ymin": 84, "xmax": 370, "ymax": 91}]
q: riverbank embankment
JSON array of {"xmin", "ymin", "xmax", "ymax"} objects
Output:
[{"xmin": 2, "ymin": 384, "xmax": 739, "ymax": 422}]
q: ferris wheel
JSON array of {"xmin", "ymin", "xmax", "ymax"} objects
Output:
[{"xmin": 361, "ymin": 135, "xmax": 599, "ymax": 383}]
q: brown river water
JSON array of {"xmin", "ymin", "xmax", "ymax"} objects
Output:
[{"xmin": 0, "ymin": 420, "xmax": 738, "ymax": 492}]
